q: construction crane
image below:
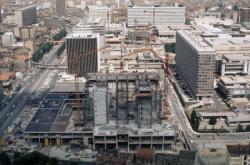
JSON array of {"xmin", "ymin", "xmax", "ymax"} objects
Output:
[
  {"xmin": 120, "ymin": 47, "xmax": 171, "ymax": 119},
  {"xmin": 36, "ymin": 39, "xmax": 108, "ymax": 128},
  {"xmin": 71, "ymin": 46, "xmax": 108, "ymax": 128}
]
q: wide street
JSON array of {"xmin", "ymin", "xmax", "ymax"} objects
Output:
[{"xmin": 0, "ymin": 45, "xmax": 64, "ymax": 136}]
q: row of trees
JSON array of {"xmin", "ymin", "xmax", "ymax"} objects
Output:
[
  {"xmin": 32, "ymin": 29, "xmax": 67, "ymax": 62},
  {"xmin": 53, "ymin": 29, "xmax": 67, "ymax": 41},
  {"xmin": 32, "ymin": 42, "xmax": 53, "ymax": 62},
  {"xmin": 190, "ymin": 110, "xmax": 217, "ymax": 131},
  {"xmin": 237, "ymin": 124, "xmax": 250, "ymax": 132},
  {"xmin": 56, "ymin": 43, "xmax": 65, "ymax": 58},
  {"xmin": 164, "ymin": 43, "xmax": 175, "ymax": 53},
  {"xmin": 190, "ymin": 110, "xmax": 200, "ymax": 130},
  {"xmin": 0, "ymin": 151, "xmax": 77, "ymax": 165}
]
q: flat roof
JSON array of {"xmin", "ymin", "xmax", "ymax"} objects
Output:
[
  {"xmin": 205, "ymin": 36, "xmax": 250, "ymax": 48},
  {"xmin": 227, "ymin": 115, "xmax": 250, "ymax": 122},
  {"xmin": 220, "ymin": 76, "xmax": 248, "ymax": 84},
  {"xmin": 223, "ymin": 54, "xmax": 250, "ymax": 61},
  {"xmin": 15, "ymin": 54, "xmax": 32, "ymax": 61},
  {"xmin": 51, "ymin": 83, "xmax": 85, "ymax": 93},
  {"xmin": 227, "ymin": 144, "xmax": 250, "ymax": 155},
  {"xmin": 128, "ymin": 6, "xmax": 185, "ymax": 8},
  {"xmin": 66, "ymin": 32, "xmax": 99, "ymax": 39},
  {"xmin": 93, "ymin": 123, "xmax": 176, "ymax": 136},
  {"xmin": 177, "ymin": 30, "xmax": 215, "ymax": 52},
  {"xmin": 25, "ymin": 92, "xmax": 88, "ymax": 133},
  {"xmin": 17, "ymin": 5, "xmax": 36, "ymax": 11},
  {"xmin": 198, "ymin": 111, "xmax": 236, "ymax": 117}
]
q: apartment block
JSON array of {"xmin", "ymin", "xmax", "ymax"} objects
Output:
[
  {"xmin": 2, "ymin": 32, "xmax": 16, "ymax": 47},
  {"xmin": 15, "ymin": 6, "xmax": 37, "ymax": 27},
  {"xmin": 127, "ymin": 5, "xmax": 185, "ymax": 27},
  {"xmin": 175, "ymin": 31, "xmax": 215, "ymax": 100}
]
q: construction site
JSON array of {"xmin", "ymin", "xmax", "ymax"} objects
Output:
[
  {"xmin": 0, "ymin": 1, "xmax": 182, "ymax": 156},
  {"xmin": 23, "ymin": 70, "xmax": 178, "ymax": 152},
  {"xmin": 17, "ymin": 4, "xmax": 181, "ymax": 152}
]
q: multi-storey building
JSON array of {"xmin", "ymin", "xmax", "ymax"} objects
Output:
[
  {"xmin": 226, "ymin": 144, "xmax": 250, "ymax": 165},
  {"xmin": 15, "ymin": 6, "xmax": 37, "ymax": 27},
  {"xmin": 240, "ymin": 8, "xmax": 250, "ymax": 29},
  {"xmin": 56, "ymin": 0, "xmax": 66, "ymax": 17},
  {"xmin": 175, "ymin": 31, "xmax": 215, "ymax": 100},
  {"xmin": 73, "ymin": 18, "xmax": 105, "ymax": 35},
  {"xmin": 88, "ymin": 6, "xmax": 110, "ymax": 23},
  {"xmin": 218, "ymin": 54, "xmax": 250, "ymax": 76},
  {"xmin": 127, "ymin": 5, "xmax": 185, "ymax": 27},
  {"xmin": 2, "ymin": 32, "xmax": 16, "ymax": 47},
  {"xmin": 217, "ymin": 76, "xmax": 250, "ymax": 100},
  {"xmin": 66, "ymin": 18, "xmax": 105, "ymax": 76},
  {"xmin": 66, "ymin": 32, "xmax": 103, "ymax": 76}
]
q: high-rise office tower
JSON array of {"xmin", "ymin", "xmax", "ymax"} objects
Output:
[
  {"xmin": 56, "ymin": 0, "xmax": 66, "ymax": 17},
  {"xmin": 127, "ymin": 5, "xmax": 185, "ymax": 27},
  {"xmin": 15, "ymin": 6, "xmax": 37, "ymax": 27},
  {"xmin": 175, "ymin": 31, "xmax": 215, "ymax": 100},
  {"xmin": 240, "ymin": 8, "xmax": 250, "ymax": 29},
  {"xmin": 66, "ymin": 33, "xmax": 104, "ymax": 76}
]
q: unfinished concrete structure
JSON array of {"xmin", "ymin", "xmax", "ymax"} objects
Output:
[{"xmin": 24, "ymin": 72, "xmax": 177, "ymax": 152}]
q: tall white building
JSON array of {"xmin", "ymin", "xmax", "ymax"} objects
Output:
[
  {"xmin": 127, "ymin": 5, "xmax": 185, "ymax": 27},
  {"xmin": 88, "ymin": 6, "xmax": 111, "ymax": 23},
  {"xmin": 2, "ymin": 32, "xmax": 16, "ymax": 47}
]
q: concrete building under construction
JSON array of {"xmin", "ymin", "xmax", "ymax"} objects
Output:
[{"xmin": 23, "ymin": 72, "xmax": 178, "ymax": 152}]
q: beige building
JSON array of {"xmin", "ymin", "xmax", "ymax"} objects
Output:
[
  {"xmin": 24, "ymin": 40, "xmax": 36, "ymax": 54},
  {"xmin": 14, "ymin": 54, "xmax": 32, "ymax": 72}
]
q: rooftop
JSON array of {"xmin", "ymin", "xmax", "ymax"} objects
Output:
[
  {"xmin": 227, "ymin": 144, "xmax": 250, "ymax": 155},
  {"xmin": 93, "ymin": 123, "xmax": 176, "ymax": 136},
  {"xmin": 15, "ymin": 54, "xmax": 32, "ymax": 61},
  {"xmin": 0, "ymin": 72, "xmax": 13, "ymax": 81},
  {"xmin": 17, "ymin": 5, "xmax": 36, "ymax": 11},
  {"xmin": 223, "ymin": 54, "xmax": 250, "ymax": 61},
  {"xmin": 177, "ymin": 30, "xmax": 215, "ymax": 52},
  {"xmin": 220, "ymin": 76, "xmax": 248, "ymax": 84},
  {"xmin": 227, "ymin": 115, "xmax": 250, "ymax": 122}
]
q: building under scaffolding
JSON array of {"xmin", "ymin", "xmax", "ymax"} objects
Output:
[{"xmin": 24, "ymin": 72, "xmax": 177, "ymax": 152}]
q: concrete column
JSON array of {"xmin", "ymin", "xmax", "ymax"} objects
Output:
[{"xmin": 221, "ymin": 63, "xmax": 225, "ymax": 76}]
